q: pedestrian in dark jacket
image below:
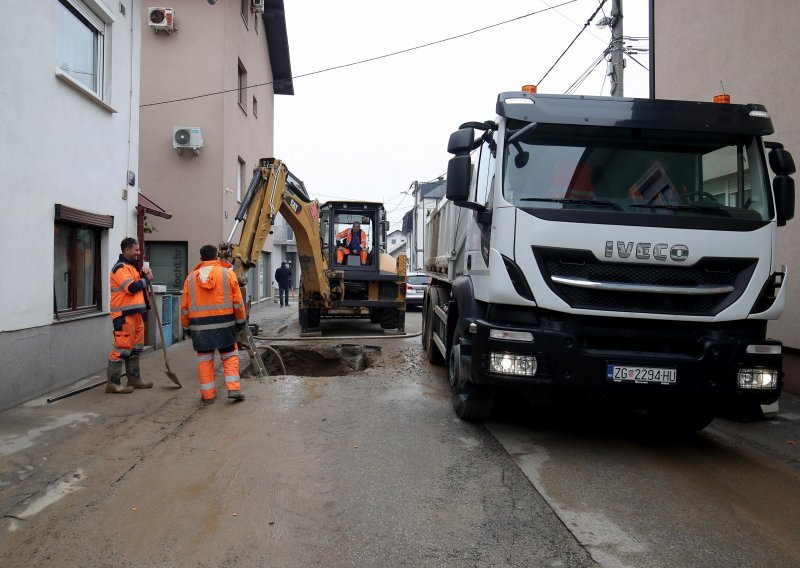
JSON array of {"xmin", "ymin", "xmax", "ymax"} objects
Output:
[{"xmin": 275, "ymin": 262, "xmax": 292, "ymax": 307}]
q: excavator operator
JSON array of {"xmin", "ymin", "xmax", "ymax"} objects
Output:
[{"xmin": 336, "ymin": 221, "xmax": 368, "ymax": 264}]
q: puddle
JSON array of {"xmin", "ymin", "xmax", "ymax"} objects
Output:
[
  {"xmin": 7, "ymin": 470, "xmax": 86, "ymax": 531},
  {"xmin": 260, "ymin": 344, "xmax": 382, "ymax": 376},
  {"xmin": 0, "ymin": 413, "xmax": 99, "ymax": 457}
]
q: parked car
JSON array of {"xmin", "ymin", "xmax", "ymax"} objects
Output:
[{"xmin": 405, "ymin": 273, "xmax": 429, "ymax": 309}]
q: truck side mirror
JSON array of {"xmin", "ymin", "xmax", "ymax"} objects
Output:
[
  {"xmin": 447, "ymin": 128, "xmax": 475, "ymax": 155},
  {"xmin": 446, "ymin": 155, "xmax": 471, "ymax": 202},
  {"xmin": 774, "ymin": 175, "xmax": 795, "ymax": 226},
  {"xmin": 768, "ymin": 146, "xmax": 796, "ymax": 176}
]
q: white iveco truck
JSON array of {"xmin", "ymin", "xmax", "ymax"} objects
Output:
[{"xmin": 422, "ymin": 91, "xmax": 795, "ymax": 430}]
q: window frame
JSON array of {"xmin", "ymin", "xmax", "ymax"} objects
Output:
[
  {"xmin": 53, "ymin": 221, "xmax": 103, "ymax": 320},
  {"xmin": 238, "ymin": 59, "xmax": 248, "ymax": 113},
  {"xmin": 55, "ymin": 0, "xmax": 114, "ymax": 104},
  {"xmin": 237, "ymin": 157, "xmax": 245, "ymax": 202}
]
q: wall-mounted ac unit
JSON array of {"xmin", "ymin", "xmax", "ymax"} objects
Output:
[
  {"xmin": 149, "ymin": 7, "xmax": 176, "ymax": 33},
  {"xmin": 173, "ymin": 127, "xmax": 203, "ymax": 156},
  {"xmin": 252, "ymin": 0, "xmax": 265, "ymax": 13}
]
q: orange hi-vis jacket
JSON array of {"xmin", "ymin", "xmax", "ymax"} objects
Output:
[
  {"xmin": 336, "ymin": 228, "xmax": 366, "ymax": 249},
  {"xmin": 181, "ymin": 261, "xmax": 247, "ymax": 352},
  {"xmin": 110, "ymin": 256, "xmax": 149, "ymax": 320}
]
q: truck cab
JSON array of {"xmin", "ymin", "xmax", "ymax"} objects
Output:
[{"xmin": 424, "ymin": 92, "xmax": 796, "ymax": 429}]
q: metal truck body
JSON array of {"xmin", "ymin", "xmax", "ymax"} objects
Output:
[{"xmin": 422, "ymin": 92, "xmax": 796, "ymax": 428}]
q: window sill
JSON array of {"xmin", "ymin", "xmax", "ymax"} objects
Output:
[
  {"xmin": 55, "ymin": 70, "xmax": 117, "ymax": 113},
  {"xmin": 53, "ymin": 310, "xmax": 108, "ymax": 324}
]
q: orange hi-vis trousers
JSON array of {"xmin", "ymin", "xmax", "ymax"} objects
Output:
[
  {"xmin": 109, "ymin": 313, "xmax": 144, "ymax": 362},
  {"xmin": 336, "ymin": 248, "xmax": 368, "ymax": 264},
  {"xmin": 196, "ymin": 344, "xmax": 241, "ymax": 400}
]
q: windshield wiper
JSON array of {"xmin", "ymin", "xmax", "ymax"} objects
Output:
[
  {"xmin": 519, "ymin": 197, "xmax": 626, "ymax": 212},
  {"xmin": 629, "ymin": 203, "xmax": 732, "ymax": 217}
]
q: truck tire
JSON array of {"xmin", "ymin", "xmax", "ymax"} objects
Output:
[
  {"xmin": 422, "ymin": 296, "xmax": 444, "ymax": 365},
  {"xmin": 448, "ymin": 326, "xmax": 495, "ymax": 421},
  {"xmin": 380, "ymin": 307, "xmax": 399, "ymax": 330}
]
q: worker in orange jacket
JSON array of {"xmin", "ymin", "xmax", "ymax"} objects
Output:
[
  {"xmin": 108, "ymin": 237, "xmax": 154, "ymax": 394},
  {"xmin": 336, "ymin": 221, "xmax": 368, "ymax": 264},
  {"xmin": 181, "ymin": 245, "xmax": 247, "ymax": 404}
]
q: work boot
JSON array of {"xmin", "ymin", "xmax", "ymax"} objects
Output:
[
  {"xmin": 124, "ymin": 357, "xmax": 153, "ymax": 389},
  {"xmin": 106, "ymin": 360, "xmax": 133, "ymax": 394},
  {"xmin": 227, "ymin": 390, "xmax": 245, "ymax": 401},
  {"xmin": 201, "ymin": 396, "xmax": 216, "ymax": 405}
]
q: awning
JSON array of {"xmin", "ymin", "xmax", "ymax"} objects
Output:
[{"xmin": 136, "ymin": 191, "xmax": 172, "ymax": 219}]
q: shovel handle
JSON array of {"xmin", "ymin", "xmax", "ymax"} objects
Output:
[{"xmin": 148, "ymin": 283, "xmax": 171, "ymax": 367}]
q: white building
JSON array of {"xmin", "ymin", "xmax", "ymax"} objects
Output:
[
  {"xmin": 387, "ymin": 229, "xmax": 407, "ymax": 260},
  {"xmin": 0, "ymin": 0, "xmax": 143, "ymax": 410}
]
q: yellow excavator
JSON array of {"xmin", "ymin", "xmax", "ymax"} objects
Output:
[{"xmin": 218, "ymin": 158, "xmax": 408, "ymax": 375}]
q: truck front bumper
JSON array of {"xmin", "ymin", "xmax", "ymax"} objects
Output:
[{"xmin": 464, "ymin": 313, "xmax": 782, "ymax": 405}]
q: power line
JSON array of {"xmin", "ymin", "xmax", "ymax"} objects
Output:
[
  {"xmin": 627, "ymin": 53, "xmax": 650, "ymax": 72},
  {"xmin": 538, "ymin": 0, "xmax": 608, "ymax": 86},
  {"xmin": 141, "ymin": 0, "xmax": 577, "ymax": 109},
  {"xmin": 564, "ymin": 49, "xmax": 607, "ymax": 94}
]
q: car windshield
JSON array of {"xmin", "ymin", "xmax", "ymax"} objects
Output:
[
  {"xmin": 407, "ymin": 275, "xmax": 429, "ymax": 285},
  {"xmin": 503, "ymin": 125, "xmax": 770, "ymax": 222}
]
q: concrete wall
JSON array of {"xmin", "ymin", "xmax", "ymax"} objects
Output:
[
  {"xmin": 0, "ymin": 0, "xmax": 142, "ymax": 410},
  {"xmin": 653, "ymin": 0, "xmax": 800, "ymax": 347},
  {"xmin": 139, "ymin": 0, "xmax": 276, "ymax": 277}
]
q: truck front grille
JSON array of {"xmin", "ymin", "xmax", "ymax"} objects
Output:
[{"xmin": 533, "ymin": 247, "xmax": 757, "ymax": 316}]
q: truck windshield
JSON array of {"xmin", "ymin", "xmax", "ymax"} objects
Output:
[{"xmin": 503, "ymin": 128, "xmax": 770, "ymax": 222}]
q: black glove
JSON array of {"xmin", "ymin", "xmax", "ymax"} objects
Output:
[
  {"xmin": 236, "ymin": 322, "xmax": 246, "ymax": 332},
  {"xmin": 184, "ymin": 328, "xmax": 192, "ymax": 337}
]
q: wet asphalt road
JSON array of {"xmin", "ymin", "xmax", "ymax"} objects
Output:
[{"xmin": 1, "ymin": 307, "xmax": 799, "ymax": 567}]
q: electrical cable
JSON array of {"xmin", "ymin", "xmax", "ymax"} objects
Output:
[
  {"xmin": 564, "ymin": 49, "xmax": 607, "ymax": 94},
  {"xmin": 142, "ymin": 0, "xmax": 577, "ymax": 109},
  {"xmin": 538, "ymin": 0, "xmax": 608, "ymax": 86},
  {"xmin": 627, "ymin": 53, "xmax": 650, "ymax": 72}
]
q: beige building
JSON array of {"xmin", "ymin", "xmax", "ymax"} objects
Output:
[
  {"xmin": 138, "ymin": 0, "xmax": 293, "ymax": 304},
  {"xmin": 653, "ymin": 0, "xmax": 800, "ymax": 348}
]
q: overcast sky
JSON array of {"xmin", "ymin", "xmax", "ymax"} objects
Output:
[{"xmin": 274, "ymin": 0, "xmax": 650, "ymax": 229}]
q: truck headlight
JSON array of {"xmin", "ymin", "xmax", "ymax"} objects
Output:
[
  {"xmin": 737, "ymin": 367, "xmax": 778, "ymax": 390},
  {"xmin": 489, "ymin": 353, "xmax": 537, "ymax": 376}
]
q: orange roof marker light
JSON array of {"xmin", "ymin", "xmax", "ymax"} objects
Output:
[
  {"xmin": 522, "ymin": 84, "xmax": 538, "ymax": 94},
  {"xmin": 713, "ymin": 94, "xmax": 731, "ymax": 104}
]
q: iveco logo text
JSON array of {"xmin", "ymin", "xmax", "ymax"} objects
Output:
[{"xmin": 604, "ymin": 241, "xmax": 689, "ymax": 262}]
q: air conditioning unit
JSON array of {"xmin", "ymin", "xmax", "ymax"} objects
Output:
[
  {"xmin": 149, "ymin": 7, "xmax": 176, "ymax": 33},
  {"xmin": 252, "ymin": 0, "xmax": 265, "ymax": 13},
  {"xmin": 173, "ymin": 127, "xmax": 203, "ymax": 156}
]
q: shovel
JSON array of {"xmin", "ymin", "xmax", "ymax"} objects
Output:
[{"xmin": 147, "ymin": 282, "xmax": 182, "ymax": 388}]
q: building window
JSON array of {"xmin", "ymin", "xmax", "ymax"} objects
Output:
[
  {"xmin": 56, "ymin": 0, "xmax": 106, "ymax": 98},
  {"xmin": 54, "ymin": 222, "xmax": 101, "ymax": 318},
  {"xmin": 237, "ymin": 158, "xmax": 245, "ymax": 202},
  {"xmin": 238, "ymin": 59, "xmax": 247, "ymax": 112},
  {"xmin": 391, "ymin": 238, "xmax": 397, "ymax": 244},
  {"xmin": 253, "ymin": 96, "xmax": 258, "ymax": 117}
]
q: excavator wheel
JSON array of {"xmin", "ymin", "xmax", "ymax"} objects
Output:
[{"xmin": 380, "ymin": 307, "xmax": 399, "ymax": 330}]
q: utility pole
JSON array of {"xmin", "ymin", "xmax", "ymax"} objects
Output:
[{"xmin": 609, "ymin": 0, "xmax": 624, "ymax": 96}]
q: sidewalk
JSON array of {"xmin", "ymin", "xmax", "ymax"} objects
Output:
[{"xmin": 0, "ymin": 299, "xmax": 298, "ymax": 531}]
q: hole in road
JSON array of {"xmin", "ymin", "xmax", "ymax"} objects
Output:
[{"xmin": 260, "ymin": 344, "xmax": 382, "ymax": 376}]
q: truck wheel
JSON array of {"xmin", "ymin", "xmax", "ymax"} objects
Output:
[
  {"xmin": 448, "ymin": 327, "xmax": 495, "ymax": 421},
  {"xmin": 422, "ymin": 297, "xmax": 444, "ymax": 365},
  {"xmin": 380, "ymin": 308, "xmax": 399, "ymax": 330}
]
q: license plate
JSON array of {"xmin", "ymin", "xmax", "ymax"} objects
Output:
[{"xmin": 607, "ymin": 364, "xmax": 676, "ymax": 385}]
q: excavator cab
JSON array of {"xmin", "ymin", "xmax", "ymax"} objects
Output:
[{"xmin": 320, "ymin": 202, "xmax": 388, "ymax": 271}]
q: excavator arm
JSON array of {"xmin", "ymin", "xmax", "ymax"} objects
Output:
[{"xmin": 219, "ymin": 158, "xmax": 336, "ymax": 307}]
